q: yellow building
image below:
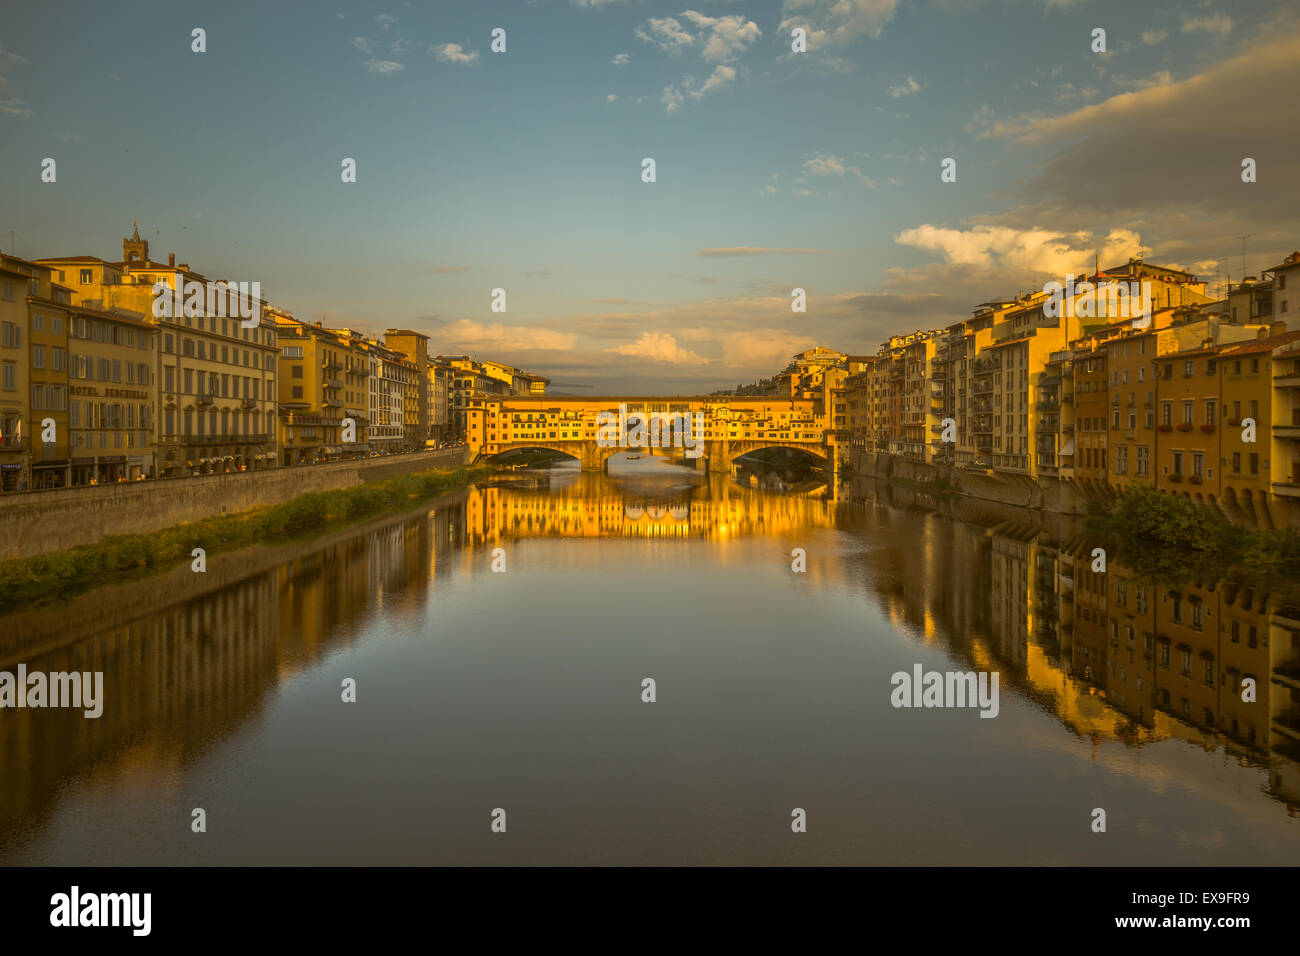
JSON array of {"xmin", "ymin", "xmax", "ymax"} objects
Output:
[
  {"xmin": 383, "ymin": 329, "xmax": 430, "ymax": 448},
  {"xmin": 273, "ymin": 314, "xmax": 357, "ymax": 465},
  {"xmin": 40, "ymin": 225, "xmax": 279, "ymax": 475},
  {"xmin": 64, "ymin": 303, "xmax": 157, "ymax": 484},
  {"xmin": 0, "ymin": 256, "xmax": 75, "ymax": 491},
  {"xmin": 1216, "ymin": 326, "xmax": 1300, "ymax": 526}
]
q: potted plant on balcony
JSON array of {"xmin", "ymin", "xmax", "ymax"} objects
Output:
[
  {"xmin": 1227, "ymin": 417, "xmax": 1242, "ymax": 426},
  {"xmin": 1169, "ymin": 472, "xmax": 1184, "ymax": 483},
  {"xmin": 1189, "ymin": 474, "xmax": 1203, "ymax": 485},
  {"xmin": 1157, "ymin": 423, "xmax": 1173, "ymax": 432},
  {"xmin": 1200, "ymin": 424, "xmax": 1215, "ymax": 433},
  {"xmin": 1177, "ymin": 423, "xmax": 1194, "ymax": 432}
]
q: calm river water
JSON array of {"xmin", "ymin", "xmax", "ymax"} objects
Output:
[{"xmin": 2, "ymin": 457, "xmax": 1298, "ymax": 865}]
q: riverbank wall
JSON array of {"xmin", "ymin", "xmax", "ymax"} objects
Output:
[
  {"xmin": 848, "ymin": 449, "xmax": 1117, "ymax": 518},
  {"xmin": 0, "ymin": 448, "xmax": 468, "ymax": 560}
]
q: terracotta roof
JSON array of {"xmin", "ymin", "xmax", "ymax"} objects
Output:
[{"xmin": 1215, "ymin": 330, "xmax": 1300, "ymax": 357}]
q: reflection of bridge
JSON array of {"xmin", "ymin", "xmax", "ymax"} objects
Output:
[
  {"xmin": 464, "ymin": 396, "xmax": 842, "ymax": 474},
  {"xmin": 462, "ymin": 472, "xmax": 838, "ymax": 542}
]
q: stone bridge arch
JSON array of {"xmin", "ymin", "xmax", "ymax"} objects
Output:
[{"xmin": 719, "ymin": 440, "xmax": 833, "ymax": 471}]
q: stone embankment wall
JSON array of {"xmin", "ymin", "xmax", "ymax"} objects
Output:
[
  {"xmin": 849, "ymin": 449, "xmax": 1119, "ymax": 518},
  {"xmin": 0, "ymin": 448, "xmax": 468, "ymax": 560}
]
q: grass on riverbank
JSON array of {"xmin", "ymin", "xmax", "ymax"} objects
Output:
[
  {"xmin": 1086, "ymin": 484, "xmax": 1300, "ymax": 594},
  {"xmin": 0, "ymin": 465, "xmax": 489, "ymax": 608}
]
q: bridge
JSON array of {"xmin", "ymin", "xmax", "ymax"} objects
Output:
[{"xmin": 464, "ymin": 396, "xmax": 842, "ymax": 474}]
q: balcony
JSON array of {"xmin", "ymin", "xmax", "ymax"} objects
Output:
[
  {"xmin": 0, "ymin": 437, "xmax": 29, "ymax": 452},
  {"xmin": 1168, "ymin": 473, "xmax": 1184, "ymax": 483},
  {"xmin": 1275, "ymin": 424, "xmax": 1300, "ymax": 439},
  {"xmin": 1273, "ymin": 482, "xmax": 1300, "ymax": 498},
  {"xmin": 1275, "ymin": 374, "xmax": 1300, "ymax": 388},
  {"xmin": 973, "ymin": 380, "xmax": 994, "ymax": 394},
  {"xmin": 1036, "ymin": 401, "xmax": 1059, "ymax": 411},
  {"xmin": 1061, "ymin": 392, "xmax": 1073, "ymax": 404}
]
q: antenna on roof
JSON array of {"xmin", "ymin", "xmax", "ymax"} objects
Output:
[{"xmin": 1234, "ymin": 233, "xmax": 1255, "ymax": 281}]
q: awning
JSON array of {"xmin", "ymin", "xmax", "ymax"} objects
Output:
[{"xmin": 1059, "ymin": 438, "xmax": 1075, "ymax": 456}]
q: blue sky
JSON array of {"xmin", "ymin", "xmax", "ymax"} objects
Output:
[{"xmin": 2, "ymin": 0, "xmax": 1297, "ymax": 392}]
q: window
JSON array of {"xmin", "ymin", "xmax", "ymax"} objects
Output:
[
  {"xmin": 1182, "ymin": 401, "xmax": 1194, "ymax": 425},
  {"xmin": 79, "ymin": 269, "xmax": 92, "ymax": 284},
  {"xmin": 1161, "ymin": 402, "xmax": 1172, "ymax": 426},
  {"xmin": 32, "ymin": 345, "xmax": 45, "ymax": 369},
  {"xmin": 292, "ymin": 365, "xmax": 303, "ymax": 378},
  {"xmin": 1, "ymin": 322, "xmax": 19, "ymax": 348},
  {"xmin": 292, "ymin": 386, "xmax": 304, "ymax": 399}
]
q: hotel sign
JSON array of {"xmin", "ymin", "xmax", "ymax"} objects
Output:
[{"xmin": 70, "ymin": 386, "xmax": 149, "ymax": 400}]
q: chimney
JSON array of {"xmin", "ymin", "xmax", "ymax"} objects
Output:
[
  {"xmin": 169, "ymin": 253, "xmax": 175, "ymax": 267},
  {"xmin": 1271, "ymin": 320, "xmax": 1287, "ymax": 336}
]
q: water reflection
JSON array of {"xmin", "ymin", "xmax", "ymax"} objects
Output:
[{"xmin": 1, "ymin": 461, "xmax": 1297, "ymax": 864}]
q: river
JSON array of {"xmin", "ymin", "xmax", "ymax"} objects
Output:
[{"xmin": 1, "ymin": 456, "xmax": 1297, "ymax": 865}]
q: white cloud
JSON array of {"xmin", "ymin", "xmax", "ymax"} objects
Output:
[
  {"xmin": 365, "ymin": 59, "xmax": 403, "ymax": 74},
  {"xmin": 429, "ymin": 319, "xmax": 576, "ymax": 352},
  {"xmin": 695, "ymin": 63, "xmax": 737, "ymax": 97},
  {"xmin": 352, "ymin": 36, "xmax": 374, "ymax": 55},
  {"xmin": 612, "ymin": 52, "xmax": 630, "ymax": 66},
  {"xmin": 606, "ymin": 93, "xmax": 618, "ymax": 102},
  {"xmin": 778, "ymin": 0, "xmax": 899, "ymax": 49},
  {"xmin": 888, "ymin": 75, "xmax": 921, "ymax": 98},
  {"xmin": 433, "ymin": 43, "xmax": 480, "ymax": 65},
  {"xmin": 1141, "ymin": 29, "xmax": 1168, "ymax": 45},
  {"xmin": 894, "ymin": 224, "xmax": 1144, "ymax": 278},
  {"xmin": 636, "ymin": 17, "xmax": 694, "ymax": 53},
  {"xmin": 1183, "ymin": 13, "xmax": 1233, "ymax": 35},
  {"xmin": 802, "ymin": 153, "xmax": 874, "ymax": 187},
  {"xmin": 606, "ymin": 332, "xmax": 710, "ymax": 365},
  {"xmin": 679, "ymin": 11, "xmax": 761, "ymax": 63},
  {"xmin": 376, "ymin": 14, "xmax": 396, "ymax": 31}
]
